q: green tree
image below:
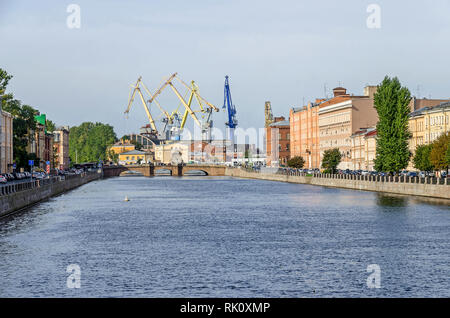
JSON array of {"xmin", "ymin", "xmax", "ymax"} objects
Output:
[
  {"xmin": 322, "ymin": 148, "xmax": 342, "ymax": 173},
  {"xmin": 1, "ymin": 69, "xmax": 41, "ymax": 169},
  {"xmin": 69, "ymin": 122, "xmax": 117, "ymax": 163},
  {"xmin": 0, "ymin": 68, "xmax": 13, "ymax": 107},
  {"xmin": 373, "ymin": 76, "xmax": 412, "ymax": 173},
  {"xmin": 287, "ymin": 156, "xmax": 305, "ymax": 169},
  {"xmin": 430, "ymin": 132, "xmax": 450, "ymax": 172},
  {"xmin": 413, "ymin": 144, "xmax": 433, "ymax": 172},
  {"xmin": 46, "ymin": 119, "xmax": 56, "ymax": 133},
  {"xmin": 107, "ymin": 150, "xmax": 119, "ymax": 164},
  {"xmin": 446, "ymin": 142, "xmax": 450, "ymax": 167}
]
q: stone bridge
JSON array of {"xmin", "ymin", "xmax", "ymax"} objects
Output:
[{"xmin": 102, "ymin": 164, "xmax": 227, "ymax": 178}]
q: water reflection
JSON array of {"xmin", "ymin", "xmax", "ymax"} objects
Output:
[{"xmin": 376, "ymin": 194, "xmax": 408, "ymax": 208}]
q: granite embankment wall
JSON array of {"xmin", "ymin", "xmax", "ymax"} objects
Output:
[
  {"xmin": 225, "ymin": 168, "xmax": 450, "ymax": 200},
  {"xmin": 0, "ymin": 172, "xmax": 101, "ymax": 218}
]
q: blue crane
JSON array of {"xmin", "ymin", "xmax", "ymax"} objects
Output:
[{"xmin": 223, "ymin": 75, "xmax": 238, "ymax": 130}]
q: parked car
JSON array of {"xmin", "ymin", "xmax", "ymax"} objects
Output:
[
  {"xmin": 407, "ymin": 172, "xmax": 418, "ymax": 178},
  {"xmin": 0, "ymin": 175, "xmax": 8, "ymax": 184},
  {"xmin": 32, "ymin": 172, "xmax": 44, "ymax": 179}
]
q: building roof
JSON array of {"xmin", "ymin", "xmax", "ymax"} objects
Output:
[
  {"xmin": 119, "ymin": 150, "xmax": 150, "ymax": 155},
  {"xmin": 268, "ymin": 120, "xmax": 290, "ymax": 127},
  {"xmin": 319, "ymin": 95, "xmax": 351, "ymax": 108},
  {"xmin": 351, "ymin": 127, "xmax": 376, "ymax": 138},
  {"xmin": 409, "ymin": 101, "xmax": 450, "ymax": 118},
  {"xmin": 111, "ymin": 142, "xmax": 135, "ymax": 147}
]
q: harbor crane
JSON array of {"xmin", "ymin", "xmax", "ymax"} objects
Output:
[
  {"xmin": 223, "ymin": 75, "xmax": 238, "ymax": 141},
  {"xmin": 125, "ymin": 73, "xmax": 219, "ymax": 141}
]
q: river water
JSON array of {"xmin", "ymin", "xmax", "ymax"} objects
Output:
[{"xmin": 0, "ymin": 176, "xmax": 448, "ymax": 297}]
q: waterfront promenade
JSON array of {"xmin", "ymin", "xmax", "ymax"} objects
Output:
[{"xmin": 226, "ymin": 167, "xmax": 450, "ymax": 200}]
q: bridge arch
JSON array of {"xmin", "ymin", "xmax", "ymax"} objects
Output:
[{"xmin": 102, "ymin": 164, "xmax": 226, "ymax": 178}]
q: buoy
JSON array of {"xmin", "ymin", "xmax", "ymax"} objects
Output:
[{"xmin": 124, "ymin": 196, "xmax": 130, "ymax": 202}]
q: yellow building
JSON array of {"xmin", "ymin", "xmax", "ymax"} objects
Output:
[
  {"xmin": 109, "ymin": 142, "xmax": 136, "ymax": 155},
  {"xmin": 350, "ymin": 127, "xmax": 377, "ymax": 171},
  {"xmin": 155, "ymin": 142, "xmax": 189, "ymax": 165},
  {"xmin": 118, "ymin": 150, "xmax": 153, "ymax": 165},
  {"xmin": 408, "ymin": 102, "xmax": 450, "ymax": 169}
]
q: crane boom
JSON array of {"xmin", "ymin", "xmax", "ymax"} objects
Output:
[
  {"xmin": 125, "ymin": 77, "xmax": 157, "ymax": 131},
  {"xmin": 168, "ymin": 82, "xmax": 202, "ymax": 127},
  {"xmin": 148, "ymin": 73, "xmax": 177, "ymax": 104}
]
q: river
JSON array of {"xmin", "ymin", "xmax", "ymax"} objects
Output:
[{"xmin": 0, "ymin": 176, "xmax": 449, "ymax": 297}]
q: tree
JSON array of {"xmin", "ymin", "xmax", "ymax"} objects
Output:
[
  {"xmin": 373, "ymin": 76, "xmax": 412, "ymax": 173},
  {"xmin": 287, "ymin": 156, "xmax": 305, "ymax": 169},
  {"xmin": 413, "ymin": 144, "xmax": 433, "ymax": 172},
  {"xmin": 46, "ymin": 119, "xmax": 56, "ymax": 133},
  {"xmin": 0, "ymin": 68, "xmax": 13, "ymax": 107},
  {"xmin": 322, "ymin": 148, "xmax": 342, "ymax": 173},
  {"xmin": 69, "ymin": 122, "xmax": 117, "ymax": 163},
  {"xmin": 108, "ymin": 150, "xmax": 119, "ymax": 164},
  {"xmin": 446, "ymin": 142, "xmax": 450, "ymax": 167},
  {"xmin": 430, "ymin": 132, "xmax": 450, "ymax": 172},
  {"xmin": 1, "ymin": 69, "xmax": 41, "ymax": 169}
]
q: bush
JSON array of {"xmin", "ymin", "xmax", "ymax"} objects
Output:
[{"xmin": 287, "ymin": 156, "xmax": 305, "ymax": 169}]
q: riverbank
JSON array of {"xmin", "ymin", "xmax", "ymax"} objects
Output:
[
  {"xmin": 0, "ymin": 171, "xmax": 101, "ymax": 218},
  {"xmin": 225, "ymin": 168, "xmax": 450, "ymax": 201}
]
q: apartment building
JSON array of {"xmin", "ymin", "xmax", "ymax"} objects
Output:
[
  {"xmin": 1, "ymin": 110, "xmax": 13, "ymax": 173},
  {"xmin": 350, "ymin": 127, "xmax": 377, "ymax": 171},
  {"xmin": 266, "ymin": 116, "xmax": 290, "ymax": 166},
  {"xmin": 53, "ymin": 126, "xmax": 70, "ymax": 170},
  {"xmin": 318, "ymin": 86, "xmax": 379, "ymax": 170},
  {"xmin": 408, "ymin": 102, "xmax": 450, "ymax": 169},
  {"xmin": 289, "ymin": 100, "xmax": 323, "ymax": 169}
]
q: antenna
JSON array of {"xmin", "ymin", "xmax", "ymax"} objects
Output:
[{"xmin": 324, "ymin": 83, "xmax": 328, "ymax": 99}]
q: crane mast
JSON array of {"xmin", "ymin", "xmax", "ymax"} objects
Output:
[{"xmin": 223, "ymin": 75, "xmax": 237, "ymax": 142}]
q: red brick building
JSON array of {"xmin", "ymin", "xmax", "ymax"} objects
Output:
[{"xmin": 266, "ymin": 116, "xmax": 290, "ymax": 166}]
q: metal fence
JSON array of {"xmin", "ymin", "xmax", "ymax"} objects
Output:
[
  {"xmin": 0, "ymin": 172, "xmax": 98, "ymax": 197},
  {"xmin": 238, "ymin": 167, "xmax": 450, "ymax": 186}
]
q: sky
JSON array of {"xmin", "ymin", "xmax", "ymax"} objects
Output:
[{"xmin": 1, "ymin": 0, "xmax": 450, "ymax": 138}]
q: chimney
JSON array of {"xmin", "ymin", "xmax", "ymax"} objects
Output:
[
  {"xmin": 364, "ymin": 86, "xmax": 378, "ymax": 98},
  {"xmin": 333, "ymin": 87, "xmax": 347, "ymax": 97}
]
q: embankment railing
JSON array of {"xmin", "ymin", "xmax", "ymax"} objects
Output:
[
  {"xmin": 236, "ymin": 167, "xmax": 450, "ymax": 186},
  {"xmin": 0, "ymin": 172, "xmax": 99, "ymax": 197}
]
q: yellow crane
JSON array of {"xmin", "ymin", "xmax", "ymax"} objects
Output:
[
  {"xmin": 125, "ymin": 73, "xmax": 219, "ymax": 140},
  {"xmin": 148, "ymin": 74, "xmax": 219, "ymax": 130},
  {"xmin": 125, "ymin": 76, "xmax": 177, "ymax": 134},
  {"xmin": 125, "ymin": 77, "xmax": 157, "ymax": 132}
]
